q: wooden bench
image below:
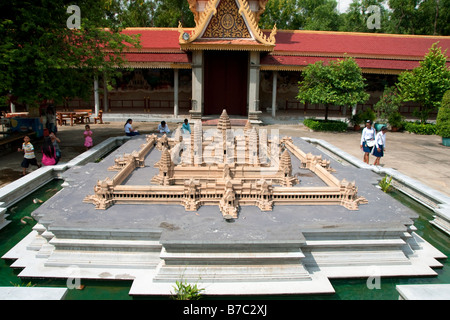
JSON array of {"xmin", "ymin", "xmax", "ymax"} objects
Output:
[
  {"xmin": 57, "ymin": 112, "xmax": 68, "ymax": 126},
  {"xmin": 74, "ymin": 109, "xmax": 92, "ymax": 123},
  {"xmin": 94, "ymin": 110, "xmax": 103, "ymax": 124}
]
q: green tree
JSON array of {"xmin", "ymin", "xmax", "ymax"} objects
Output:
[
  {"xmin": 303, "ymin": 0, "xmax": 342, "ymax": 31},
  {"xmin": 259, "ymin": 0, "xmax": 303, "ymax": 30},
  {"xmin": 436, "ymin": 90, "xmax": 450, "ymax": 138},
  {"xmin": 386, "ymin": 0, "xmax": 449, "ymax": 35},
  {"xmin": 387, "ymin": 0, "xmax": 420, "ymax": 34},
  {"xmin": 396, "ymin": 43, "xmax": 450, "ymax": 123},
  {"xmin": 0, "ymin": 0, "xmax": 140, "ymax": 107},
  {"xmin": 107, "ymin": 0, "xmax": 157, "ymax": 28},
  {"xmin": 297, "ymin": 57, "xmax": 369, "ymax": 120},
  {"xmin": 259, "ymin": 0, "xmax": 341, "ymax": 31},
  {"xmin": 154, "ymin": 0, "xmax": 194, "ymax": 27}
]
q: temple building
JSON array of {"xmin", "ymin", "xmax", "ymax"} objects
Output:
[{"xmin": 67, "ymin": 0, "xmax": 450, "ymax": 121}]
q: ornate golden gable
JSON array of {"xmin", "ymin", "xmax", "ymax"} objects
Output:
[
  {"xmin": 179, "ymin": 0, "xmax": 276, "ymax": 51},
  {"xmin": 203, "ymin": 0, "xmax": 251, "ymax": 39}
]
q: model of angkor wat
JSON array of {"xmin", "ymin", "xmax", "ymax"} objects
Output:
[{"xmin": 84, "ymin": 110, "xmax": 367, "ymax": 219}]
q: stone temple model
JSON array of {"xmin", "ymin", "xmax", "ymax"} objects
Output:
[{"xmin": 84, "ymin": 110, "xmax": 368, "ymax": 219}]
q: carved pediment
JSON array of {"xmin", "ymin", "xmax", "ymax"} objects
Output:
[
  {"xmin": 179, "ymin": 0, "xmax": 276, "ymax": 51},
  {"xmin": 202, "ymin": 0, "xmax": 251, "ymax": 39}
]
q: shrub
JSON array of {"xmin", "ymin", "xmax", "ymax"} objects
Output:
[
  {"xmin": 436, "ymin": 90, "xmax": 450, "ymax": 138},
  {"xmin": 404, "ymin": 121, "xmax": 437, "ymax": 135},
  {"xmin": 379, "ymin": 175, "xmax": 393, "ymax": 193},
  {"xmin": 360, "ymin": 108, "xmax": 377, "ymax": 124},
  {"xmin": 303, "ymin": 118, "xmax": 348, "ymax": 132},
  {"xmin": 388, "ymin": 111, "xmax": 404, "ymax": 129},
  {"xmin": 171, "ymin": 280, "xmax": 204, "ymax": 300}
]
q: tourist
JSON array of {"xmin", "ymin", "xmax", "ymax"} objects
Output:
[
  {"xmin": 49, "ymin": 132, "xmax": 61, "ymax": 164},
  {"xmin": 41, "ymin": 136, "xmax": 56, "ymax": 166},
  {"xmin": 18, "ymin": 135, "xmax": 41, "ymax": 176},
  {"xmin": 182, "ymin": 118, "xmax": 191, "ymax": 134},
  {"xmin": 373, "ymin": 126, "xmax": 388, "ymax": 166},
  {"xmin": 360, "ymin": 120, "xmax": 376, "ymax": 164},
  {"xmin": 46, "ymin": 105, "xmax": 57, "ymax": 134},
  {"xmin": 84, "ymin": 124, "xmax": 93, "ymax": 151},
  {"xmin": 158, "ymin": 120, "xmax": 170, "ymax": 134},
  {"xmin": 124, "ymin": 119, "xmax": 140, "ymax": 136}
]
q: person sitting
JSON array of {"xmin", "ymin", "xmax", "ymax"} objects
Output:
[
  {"xmin": 124, "ymin": 119, "xmax": 140, "ymax": 136},
  {"xmin": 182, "ymin": 118, "xmax": 191, "ymax": 134},
  {"xmin": 158, "ymin": 121, "xmax": 170, "ymax": 134}
]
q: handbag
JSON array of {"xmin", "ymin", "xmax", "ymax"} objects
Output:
[{"xmin": 366, "ymin": 140, "xmax": 375, "ymax": 148}]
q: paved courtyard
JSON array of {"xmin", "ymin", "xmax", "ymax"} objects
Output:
[{"xmin": 1, "ymin": 120, "xmax": 449, "ymax": 197}]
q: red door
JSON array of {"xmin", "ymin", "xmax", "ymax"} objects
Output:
[{"xmin": 204, "ymin": 51, "xmax": 248, "ymax": 116}]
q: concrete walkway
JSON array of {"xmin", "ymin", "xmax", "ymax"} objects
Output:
[{"xmin": 1, "ymin": 120, "xmax": 449, "ymax": 197}]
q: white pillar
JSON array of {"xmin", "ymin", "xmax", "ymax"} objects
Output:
[
  {"xmin": 190, "ymin": 51, "xmax": 203, "ymax": 119},
  {"xmin": 103, "ymin": 73, "xmax": 108, "ymax": 112},
  {"xmin": 94, "ymin": 76, "xmax": 99, "ymax": 116},
  {"xmin": 10, "ymin": 102, "xmax": 15, "ymax": 113},
  {"xmin": 248, "ymin": 51, "xmax": 261, "ymax": 121},
  {"xmin": 174, "ymin": 69, "xmax": 179, "ymax": 118},
  {"xmin": 271, "ymin": 71, "xmax": 277, "ymax": 118}
]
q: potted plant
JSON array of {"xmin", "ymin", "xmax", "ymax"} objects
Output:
[
  {"xmin": 388, "ymin": 111, "xmax": 404, "ymax": 132},
  {"xmin": 350, "ymin": 111, "xmax": 363, "ymax": 131},
  {"xmin": 360, "ymin": 108, "xmax": 377, "ymax": 127},
  {"xmin": 436, "ymin": 90, "xmax": 450, "ymax": 147}
]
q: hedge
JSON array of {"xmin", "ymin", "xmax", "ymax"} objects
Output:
[
  {"xmin": 303, "ymin": 119, "xmax": 348, "ymax": 132},
  {"xmin": 404, "ymin": 122, "xmax": 437, "ymax": 135}
]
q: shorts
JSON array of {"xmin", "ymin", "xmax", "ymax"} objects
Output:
[
  {"xmin": 372, "ymin": 145, "xmax": 384, "ymax": 157},
  {"xmin": 21, "ymin": 157, "xmax": 38, "ymax": 168}
]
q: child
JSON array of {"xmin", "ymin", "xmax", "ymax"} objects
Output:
[
  {"xmin": 18, "ymin": 135, "xmax": 41, "ymax": 176},
  {"xmin": 373, "ymin": 126, "xmax": 388, "ymax": 166},
  {"xmin": 158, "ymin": 120, "xmax": 170, "ymax": 134},
  {"xmin": 41, "ymin": 136, "xmax": 56, "ymax": 166},
  {"xmin": 84, "ymin": 125, "xmax": 93, "ymax": 150},
  {"xmin": 124, "ymin": 119, "xmax": 140, "ymax": 136},
  {"xmin": 49, "ymin": 132, "xmax": 61, "ymax": 164},
  {"xmin": 182, "ymin": 119, "xmax": 191, "ymax": 134}
]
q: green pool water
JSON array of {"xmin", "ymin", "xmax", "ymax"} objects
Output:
[{"xmin": 0, "ymin": 182, "xmax": 448, "ymax": 300}]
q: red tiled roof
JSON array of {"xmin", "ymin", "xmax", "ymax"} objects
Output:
[
  {"xmin": 121, "ymin": 28, "xmax": 183, "ymax": 52},
  {"xmin": 260, "ymin": 55, "xmax": 428, "ymax": 71},
  {"xmin": 124, "ymin": 53, "xmax": 190, "ymax": 63},
  {"xmin": 119, "ymin": 28, "xmax": 450, "ymax": 72},
  {"xmin": 270, "ymin": 30, "xmax": 450, "ymax": 59}
]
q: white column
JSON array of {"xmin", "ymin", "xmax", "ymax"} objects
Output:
[
  {"xmin": 94, "ymin": 76, "xmax": 100, "ymax": 116},
  {"xmin": 248, "ymin": 51, "xmax": 261, "ymax": 121},
  {"xmin": 271, "ymin": 71, "xmax": 277, "ymax": 118},
  {"xmin": 190, "ymin": 51, "xmax": 203, "ymax": 119},
  {"xmin": 10, "ymin": 102, "xmax": 15, "ymax": 113},
  {"xmin": 174, "ymin": 69, "xmax": 179, "ymax": 117},
  {"xmin": 103, "ymin": 73, "xmax": 108, "ymax": 112}
]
